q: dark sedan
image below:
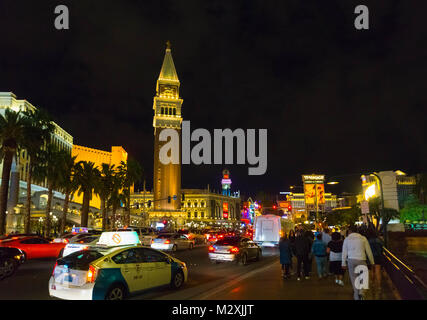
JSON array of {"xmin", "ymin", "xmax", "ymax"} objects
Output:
[
  {"xmin": 208, "ymin": 236, "xmax": 262, "ymax": 265},
  {"xmin": 0, "ymin": 247, "xmax": 25, "ymax": 280}
]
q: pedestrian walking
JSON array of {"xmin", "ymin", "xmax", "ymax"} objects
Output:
[
  {"xmin": 342, "ymin": 225, "xmax": 375, "ymax": 300},
  {"xmin": 294, "ymin": 230, "xmax": 311, "ymax": 280},
  {"xmin": 322, "ymin": 228, "xmax": 332, "ymax": 275},
  {"xmin": 288, "ymin": 230, "xmax": 296, "ymax": 274},
  {"xmin": 327, "ymin": 232, "xmax": 345, "ymax": 286},
  {"xmin": 304, "ymin": 230, "xmax": 314, "ymax": 275},
  {"xmin": 312, "ymin": 233, "xmax": 328, "ymax": 279},
  {"xmin": 367, "ymin": 228, "xmax": 384, "ymax": 289},
  {"xmin": 279, "ymin": 234, "xmax": 293, "ymax": 279}
]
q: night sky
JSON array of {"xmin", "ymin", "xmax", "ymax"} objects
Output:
[{"xmin": 1, "ymin": 1, "xmax": 426, "ymax": 198}]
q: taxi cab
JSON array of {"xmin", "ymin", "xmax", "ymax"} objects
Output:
[{"xmin": 48, "ymin": 231, "xmax": 188, "ymax": 300}]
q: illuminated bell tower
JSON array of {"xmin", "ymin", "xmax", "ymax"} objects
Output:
[{"xmin": 152, "ymin": 41, "xmax": 183, "ymax": 212}]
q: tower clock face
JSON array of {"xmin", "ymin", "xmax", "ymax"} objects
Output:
[{"xmin": 160, "ymin": 85, "xmax": 177, "ymax": 96}]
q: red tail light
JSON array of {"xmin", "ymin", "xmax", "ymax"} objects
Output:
[
  {"xmin": 63, "ymin": 239, "xmax": 69, "ymax": 244},
  {"xmin": 208, "ymin": 245, "xmax": 215, "ymax": 252},
  {"xmin": 87, "ymin": 265, "xmax": 97, "ymax": 283},
  {"xmin": 52, "ymin": 262, "xmax": 58, "ymax": 276},
  {"xmin": 230, "ymin": 247, "xmax": 239, "ymax": 254},
  {"xmin": 164, "ymin": 239, "xmax": 171, "ymax": 244},
  {"xmin": 151, "ymin": 239, "xmax": 154, "ymax": 244}
]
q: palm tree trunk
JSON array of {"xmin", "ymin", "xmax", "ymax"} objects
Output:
[
  {"xmin": 126, "ymin": 189, "xmax": 131, "ymax": 226},
  {"xmin": 101, "ymin": 197, "xmax": 106, "ymax": 231},
  {"xmin": 112, "ymin": 203, "xmax": 117, "ymax": 230},
  {"xmin": 0, "ymin": 151, "xmax": 14, "ymax": 235},
  {"xmin": 61, "ymin": 192, "xmax": 70, "ymax": 235},
  {"xmin": 24, "ymin": 162, "xmax": 32, "ymax": 234},
  {"xmin": 45, "ymin": 186, "xmax": 53, "ymax": 237},
  {"xmin": 81, "ymin": 191, "xmax": 90, "ymax": 227}
]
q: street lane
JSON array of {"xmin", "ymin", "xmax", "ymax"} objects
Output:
[{"xmin": 0, "ymin": 245, "xmax": 279, "ymax": 300}]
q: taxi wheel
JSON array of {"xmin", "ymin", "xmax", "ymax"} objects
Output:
[
  {"xmin": 255, "ymin": 250, "xmax": 261, "ymax": 261},
  {"xmin": 172, "ymin": 245, "xmax": 177, "ymax": 252},
  {"xmin": 189, "ymin": 243, "xmax": 194, "ymax": 250},
  {"xmin": 171, "ymin": 271, "xmax": 184, "ymax": 289},
  {"xmin": 105, "ymin": 284, "xmax": 127, "ymax": 300}
]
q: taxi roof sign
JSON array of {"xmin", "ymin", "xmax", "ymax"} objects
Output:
[{"xmin": 97, "ymin": 231, "xmax": 141, "ymax": 247}]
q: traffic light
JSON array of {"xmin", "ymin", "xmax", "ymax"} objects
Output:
[
  {"xmin": 273, "ymin": 205, "xmax": 277, "ymax": 209},
  {"xmin": 167, "ymin": 196, "xmax": 171, "ymax": 203},
  {"xmin": 162, "ymin": 220, "xmax": 168, "ymax": 225},
  {"xmin": 288, "ymin": 205, "xmax": 292, "ymax": 211}
]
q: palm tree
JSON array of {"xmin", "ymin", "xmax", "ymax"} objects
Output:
[
  {"xmin": 74, "ymin": 161, "xmax": 100, "ymax": 227},
  {"xmin": 57, "ymin": 151, "xmax": 78, "ymax": 235},
  {"xmin": 118, "ymin": 158, "xmax": 142, "ymax": 227},
  {"xmin": 416, "ymin": 173, "xmax": 427, "ymax": 204},
  {"xmin": 108, "ymin": 173, "xmax": 125, "ymax": 230},
  {"xmin": 0, "ymin": 109, "xmax": 27, "ymax": 235},
  {"xmin": 97, "ymin": 163, "xmax": 116, "ymax": 231},
  {"xmin": 33, "ymin": 143, "xmax": 63, "ymax": 237},
  {"xmin": 21, "ymin": 108, "xmax": 54, "ymax": 234}
]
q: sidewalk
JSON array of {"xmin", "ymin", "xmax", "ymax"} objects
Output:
[{"xmin": 204, "ymin": 259, "xmax": 397, "ymax": 300}]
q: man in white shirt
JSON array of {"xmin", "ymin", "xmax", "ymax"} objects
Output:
[{"xmin": 342, "ymin": 225, "xmax": 375, "ymax": 300}]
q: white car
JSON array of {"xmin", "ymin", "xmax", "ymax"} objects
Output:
[
  {"xmin": 116, "ymin": 227, "xmax": 158, "ymax": 247},
  {"xmin": 151, "ymin": 234, "xmax": 195, "ymax": 252},
  {"xmin": 61, "ymin": 235, "xmax": 101, "ymax": 257}
]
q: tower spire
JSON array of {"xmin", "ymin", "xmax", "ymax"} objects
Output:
[{"xmin": 158, "ymin": 40, "xmax": 179, "ymax": 82}]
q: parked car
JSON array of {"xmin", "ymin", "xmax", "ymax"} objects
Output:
[
  {"xmin": 208, "ymin": 236, "xmax": 262, "ymax": 265},
  {"xmin": 0, "ymin": 236, "xmax": 66, "ymax": 260},
  {"xmin": 151, "ymin": 233, "xmax": 195, "ymax": 252},
  {"xmin": 0, "ymin": 247, "xmax": 25, "ymax": 280}
]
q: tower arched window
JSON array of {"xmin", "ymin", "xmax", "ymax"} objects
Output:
[
  {"xmin": 161, "ymin": 107, "xmax": 164, "ymax": 115},
  {"xmin": 173, "ymin": 108, "xmax": 176, "ymax": 116}
]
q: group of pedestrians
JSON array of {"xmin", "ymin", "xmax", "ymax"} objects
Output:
[{"xmin": 279, "ymin": 224, "xmax": 384, "ymax": 300}]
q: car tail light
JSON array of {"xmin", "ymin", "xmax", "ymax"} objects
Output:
[
  {"xmin": 52, "ymin": 262, "xmax": 58, "ymax": 276},
  {"xmin": 208, "ymin": 245, "xmax": 215, "ymax": 252},
  {"xmin": 82, "ymin": 246, "xmax": 89, "ymax": 250},
  {"xmin": 87, "ymin": 265, "xmax": 98, "ymax": 283},
  {"xmin": 151, "ymin": 239, "xmax": 154, "ymax": 244},
  {"xmin": 230, "ymin": 247, "xmax": 239, "ymax": 254},
  {"xmin": 63, "ymin": 239, "xmax": 69, "ymax": 244},
  {"xmin": 164, "ymin": 239, "xmax": 171, "ymax": 244}
]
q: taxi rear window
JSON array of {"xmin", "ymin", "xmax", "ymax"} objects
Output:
[{"xmin": 58, "ymin": 250, "xmax": 104, "ymax": 270}]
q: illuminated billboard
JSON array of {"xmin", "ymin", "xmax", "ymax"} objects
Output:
[
  {"xmin": 223, "ymin": 202, "xmax": 229, "ymax": 219},
  {"xmin": 302, "ymin": 174, "xmax": 325, "ymax": 205},
  {"xmin": 304, "ymin": 183, "xmax": 325, "ymax": 204}
]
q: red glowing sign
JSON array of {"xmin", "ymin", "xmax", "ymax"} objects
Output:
[{"xmin": 223, "ymin": 202, "xmax": 229, "ymax": 219}]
